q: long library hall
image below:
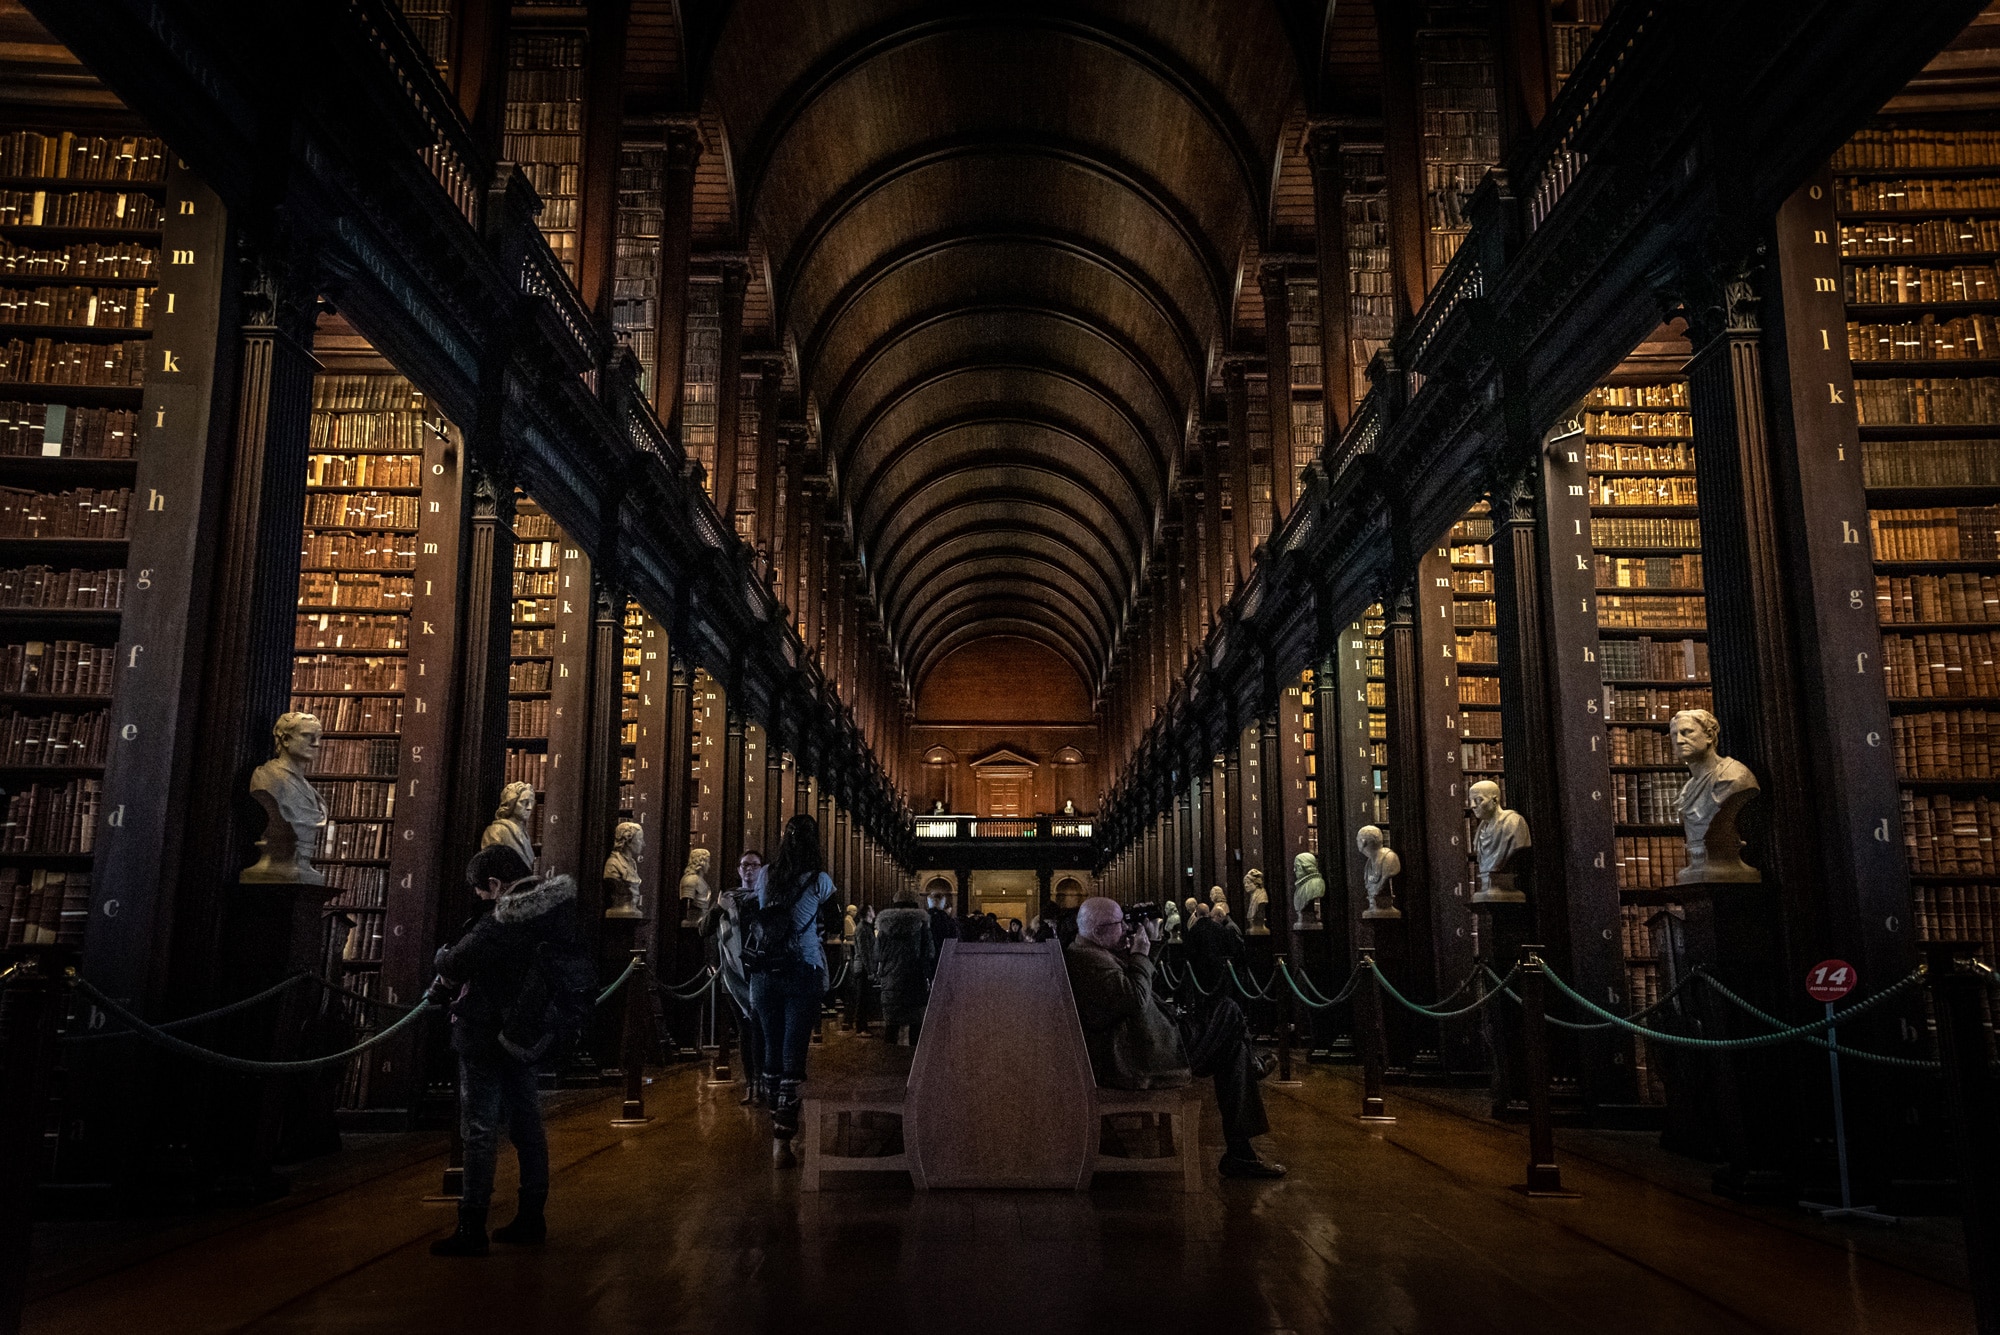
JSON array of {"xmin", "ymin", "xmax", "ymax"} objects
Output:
[{"xmin": 1, "ymin": 1, "xmax": 1998, "ymax": 1333}]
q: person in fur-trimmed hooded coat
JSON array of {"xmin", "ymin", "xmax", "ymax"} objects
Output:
[{"xmin": 427, "ymin": 843, "xmax": 594, "ymax": 1257}]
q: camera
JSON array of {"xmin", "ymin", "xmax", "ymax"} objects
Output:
[{"xmin": 1124, "ymin": 903, "xmax": 1165, "ymax": 924}]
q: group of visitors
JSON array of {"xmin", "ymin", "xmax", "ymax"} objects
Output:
[{"xmin": 419, "ymin": 799, "xmax": 1280, "ymax": 1259}]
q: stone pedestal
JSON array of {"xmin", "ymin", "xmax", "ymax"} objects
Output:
[
  {"xmin": 1361, "ymin": 914, "xmax": 1415, "ymax": 1080},
  {"xmin": 1476, "ymin": 899, "xmax": 1534, "ymax": 1120}
]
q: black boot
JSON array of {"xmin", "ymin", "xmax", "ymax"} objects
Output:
[
  {"xmin": 430, "ymin": 1205, "xmax": 490, "ymax": 1256},
  {"xmin": 492, "ymin": 1190, "xmax": 547, "ymax": 1245}
]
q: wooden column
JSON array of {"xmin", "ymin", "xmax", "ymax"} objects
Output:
[
  {"xmin": 662, "ymin": 649, "xmax": 695, "ymax": 906},
  {"xmin": 1199, "ymin": 425, "xmax": 1227, "ymax": 627},
  {"xmin": 629, "ymin": 607, "xmax": 673, "ymax": 956},
  {"xmin": 1223, "ymin": 729, "xmax": 1246, "ymax": 901},
  {"xmin": 541, "ymin": 540, "xmax": 593, "ymax": 879},
  {"xmin": 1492, "ymin": 0, "xmax": 1554, "ymax": 156},
  {"xmin": 451, "ymin": 0, "xmax": 512, "ymax": 162},
  {"xmin": 649, "ymin": 121, "xmax": 702, "ymax": 425},
  {"xmin": 1178, "ymin": 481, "xmax": 1203, "ymax": 667},
  {"xmin": 1260, "ymin": 263, "xmax": 1298, "ymax": 523},
  {"xmin": 748, "ymin": 354, "xmax": 784, "ymax": 578},
  {"xmin": 1376, "ymin": 0, "xmax": 1429, "ymax": 319},
  {"xmin": 575, "ymin": 0, "xmax": 630, "ymax": 319},
  {"xmin": 1223, "ymin": 361, "xmax": 1255, "ymax": 587},
  {"xmin": 711, "ymin": 260, "xmax": 749, "ymax": 528},
  {"xmin": 1259, "ymin": 690, "xmax": 1292, "ymax": 957},
  {"xmin": 1332, "ymin": 612, "xmax": 1377, "ymax": 970},
  {"xmin": 764, "ymin": 722, "xmax": 786, "ymax": 853},
  {"xmin": 578, "ymin": 581, "xmax": 625, "ymax": 923},
  {"xmin": 1199, "ymin": 763, "xmax": 1219, "ymax": 896},
  {"xmin": 1491, "ymin": 460, "xmax": 1625, "ymax": 1101},
  {"xmin": 721, "ymin": 703, "xmax": 747, "ymax": 877},
  {"xmin": 1306, "ymin": 123, "xmax": 1356, "ymax": 432},
  {"xmin": 446, "ymin": 470, "xmax": 516, "ymax": 908},
  {"xmin": 171, "ymin": 239, "xmax": 320, "ymax": 1006},
  {"xmin": 778, "ymin": 425, "xmax": 807, "ymax": 627}
]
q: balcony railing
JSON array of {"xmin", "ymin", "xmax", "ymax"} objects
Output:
[{"xmin": 914, "ymin": 816, "xmax": 1096, "ymax": 840}]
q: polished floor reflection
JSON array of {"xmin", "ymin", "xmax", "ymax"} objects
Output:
[{"xmin": 24, "ymin": 1033, "xmax": 1972, "ymax": 1334}]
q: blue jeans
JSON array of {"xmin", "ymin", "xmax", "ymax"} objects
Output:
[
  {"xmin": 458, "ymin": 1052, "xmax": 548, "ymax": 1210},
  {"xmin": 748, "ymin": 964, "xmax": 822, "ymax": 1128}
]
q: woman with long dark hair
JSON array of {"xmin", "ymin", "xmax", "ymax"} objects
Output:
[{"xmin": 745, "ymin": 813, "xmax": 841, "ymax": 1167}]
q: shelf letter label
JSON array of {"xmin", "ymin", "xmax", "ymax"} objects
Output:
[
  {"xmin": 1828, "ymin": 383, "xmax": 1845, "ymax": 404},
  {"xmin": 147, "ymin": 489, "xmax": 165, "ymax": 511},
  {"xmin": 1841, "ymin": 520, "xmax": 1860, "ymax": 544}
]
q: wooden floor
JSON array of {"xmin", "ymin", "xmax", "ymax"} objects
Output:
[{"xmin": 24, "ymin": 1032, "xmax": 1974, "ymax": 1335}]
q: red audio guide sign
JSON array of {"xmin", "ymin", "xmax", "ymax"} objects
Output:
[{"xmin": 1805, "ymin": 960, "xmax": 1857, "ymax": 1003}]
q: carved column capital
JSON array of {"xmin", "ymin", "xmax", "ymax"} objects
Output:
[
  {"xmin": 1663, "ymin": 242, "xmax": 1766, "ymax": 349},
  {"xmin": 237, "ymin": 229, "xmax": 322, "ymax": 350}
]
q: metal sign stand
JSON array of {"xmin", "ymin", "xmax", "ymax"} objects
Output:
[{"xmin": 1800, "ymin": 994, "xmax": 1896, "ymax": 1224}]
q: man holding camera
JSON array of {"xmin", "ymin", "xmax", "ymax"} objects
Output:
[{"xmin": 1064, "ymin": 896, "xmax": 1284, "ymax": 1179}]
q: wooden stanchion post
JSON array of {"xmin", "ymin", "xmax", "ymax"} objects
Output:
[
  {"xmin": 709, "ymin": 972, "xmax": 735, "ymax": 1086},
  {"xmin": 0, "ymin": 944, "xmax": 71, "ymax": 1335},
  {"xmin": 1926, "ymin": 941, "xmax": 1999, "ymax": 1335},
  {"xmin": 614, "ymin": 951, "xmax": 655, "ymax": 1127},
  {"xmin": 1271, "ymin": 954, "xmax": 1301, "ymax": 1087},
  {"xmin": 1356, "ymin": 950, "xmax": 1394, "ymax": 1123},
  {"xmin": 1515, "ymin": 946, "xmax": 1579, "ymax": 1198}
]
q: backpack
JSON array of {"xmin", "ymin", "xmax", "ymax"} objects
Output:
[{"xmin": 740, "ymin": 874, "xmax": 813, "ymax": 975}]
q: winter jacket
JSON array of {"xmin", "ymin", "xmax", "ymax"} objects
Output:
[
  {"xmin": 435, "ymin": 873, "xmax": 593, "ymax": 1063},
  {"xmin": 1064, "ymin": 938, "xmax": 1191, "ymax": 1091},
  {"xmin": 1183, "ymin": 914, "xmax": 1245, "ymax": 992},
  {"xmin": 870, "ymin": 906, "xmax": 934, "ymax": 1019},
  {"xmin": 701, "ymin": 886, "xmax": 757, "ymax": 1012}
]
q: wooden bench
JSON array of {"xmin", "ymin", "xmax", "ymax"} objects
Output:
[{"xmin": 797, "ymin": 941, "xmax": 1204, "ymax": 1193}]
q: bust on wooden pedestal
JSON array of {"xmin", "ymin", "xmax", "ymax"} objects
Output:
[
  {"xmin": 482, "ymin": 782, "xmax": 536, "ymax": 870},
  {"xmin": 1468, "ymin": 780, "xmax": 1530, "ymax": 905},
  {"xmin": 1356, "ymin": 825, "xmax": 1402, "ymax": 920},
  {"xmin": 1291, "ymin": 852, "xmax": 1326, "ymax": 930},
  {"xmin": 603, "ymin": 821, "xmax": 645, "ymax": 919},
  {"xmin": 1671, "ymin": 709, "xmax": 1761, "ymax": 884},
  {"xmin": 241, "ymin": 711, "xmax": 328, "ymax": 885}
]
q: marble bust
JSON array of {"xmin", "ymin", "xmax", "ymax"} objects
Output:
[
  {"xmin": 242, "ymin": 711, "xmax": 329, "ymax": 885},
  {"xmin": 679, "ymin": 848, "xmax": 713, "ymax": 925},
  {"xmin": 1291, "ymin": 852, "xmax": 1326, "ymax": 929},
  {"xmin": 602, "ymin": 820, "xmax": 645, "ymax": 919},
  {"xmin": 1357, "ymin": 824, "xmax": 1403, "ymax": 919},
  {"xmin": 481, "ymin": 781, "xmax": 536, "ymax": 869},
  {"xmin": 1469, "ymin": 780, "xmax": 1530, "ymax": 904},
  {"xmin": 1672, "ymin": 708, "xmax": 1761, "ymax": 883},
  {"xmin": 1209, "ymin": 883, "xmax": 1227, "ymax": 910},
  {"xmin": 1244, "ymin": 868, "xmax": 1269, "ymax": 934}
]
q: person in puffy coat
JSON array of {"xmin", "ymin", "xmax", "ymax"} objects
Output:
[{"xmin": 870, "ymin": 889, "xmax": 934, "ymax": 1046}]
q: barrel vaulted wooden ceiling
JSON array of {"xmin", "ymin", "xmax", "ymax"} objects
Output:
[{"xmin": 676, "ymin": 0, "xmax": 1357, "ymax": 700}]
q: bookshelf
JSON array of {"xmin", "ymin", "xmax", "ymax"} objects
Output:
[
  {"xmin": 0, "ymin": 128, "xmax": 164, "ymax": 951},
  {"xmin": 504, "ymin": 30, "xmax": 586, "ymax": 280},
  {"xmin": 392, "ymin": 0, "xmax": 453, "ymax": 79},
  {"xmin": 1835, "ymin": 124, "xmax": 2000, "ymax": 959},
  {"xmin": 1362, "ymin": 603, "xmax": 1388, "ymax": 827},
  {"xmin": 1342, "ymin": 144, "xmax": 1393, "ymax": 414},
  {"xmin": 1578, "ymin": 373, "xmax": 1702, "ymax": 1104},
  {"xmin": 613, "ymin": 143, "xmax": 664, "ymax": 394},
  {"xmin": 1416, "ymin": 7, "xmax": 1500, "ymax": 282},
  {"xmin": 1449, "ymin": 503, "xmax": 1502, "ymax": 906},
  {"xmin": 620, "ymin": 600, "xmax": 642, "ymax": 818},
  {"xmin": 681, "ymin": 279, "xmax": 720, "ymax": 492},
  {"xmin": 1285, "ymin": 276, "xmax": 1325, "ymax": 485},
  {"xmin": 509, "ymin": 498, "xmax": 560, "ymax": 857},
  {"xmin": 1549, "ymin": 0, "xmax": 1610, "ymax": 88}
]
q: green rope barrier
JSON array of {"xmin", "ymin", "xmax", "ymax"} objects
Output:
[
  {"xmin": 1694, "ymin": 972, "xmax": 1940, "ymax": 1070},
  {"xmin": 72, "ymin": 978, "xmax": 434, "ymax": 1074},
  {"xmin": 596, "ymin": 956, "xmax": 641, "ymax": 1007},
  {"xmin": 1372, "ymin": 961, "xmax": 1519, "ymax": 1020},
  {"xmin": 1540, "ymin": 963, "xmax": 1924, "ymax": 1050},
  {"xmin": 65, "ymin": 972, "xmax": 315, "ymax": 1043},
  {"xmin": 1276, "ymin": 958, "xmax": 1365, "ymax": 1010},
  {"xmin": 657, "ymin": 968, "xmax": 717, "ymax": 1002},
  {"xmin": 1481, "ymin": 966, "xmax": 1615, "ymax": 1031},
  {"xmin": 1225, "ymin": 962, "xmax": 1275, "ymax": 1001}
]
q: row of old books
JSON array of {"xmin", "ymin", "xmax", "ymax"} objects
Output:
[
  {"xmin": 1849, "ymin": 315, "xmax": 2000, "ymax": 361},
  {"xmin": 1844, "ymin": 263, "xmax": 2000, "ymax": 304},
  {"xmin": 508, "ymin": 697, "xmax": 550, "ymax": 737},
  {"xmin": 303, "ymin": 492, "xmax": 419, "ymax": 530},
  {"xmin": 304, "ymin": 452, "xmax": 422, "ymax": 488},
  {"xmin": 1604, "ymin": 685, "xmax": 1714, "ymax": 722},
  {"xmin": 1598, "ymin": 636, "xmax": 1709, "ymax": 681},
  {"xmin": 1591, "ymin": 517, "xmax": 1701, "ymax": 548},
  {"xmin": 290, "ymin": 655, "xmax": 405, "ymax": 693},
  {"xmin": 1608, "ymin": 725, "xmax": 1680, "ymax": 766},
  {"xmin": 0, "ymin": 638, "xmax": 113, "ymax": 695},
  {"xmin": 311, "ymin": 376, "xmax": 424, "ymax": 413},
  {"xmin": 1591, "ymin": 475, "xmax": 1698, "ymax": 506},
  {"xmin": 297, "ymin": 571, "xmax": 412, "ymax": 609},
  {"xmin": 0, "ymin": 776, "xmax": 99, "ymax": 852},
  {"xmin": 295, "ymin": 612, "xmax": 407, "ymax": 651},
  {"xmin": 0, "ymin": 132, "xmax": 164, "ymax": 181},
  {"xmin": 1598, "ymin": 594, "xmax": 1708, "ymax": 629},
  {"xmin": 1580, "ymin": 409, "xmax": 1693, "ymax": 437},
  {"xmin": 509, "ymin": 659, "xmax": 551, "ymax": 691},
  {"xmin": 1597, "ymin": 554, "xmax": 1705, "ymax": 589},
  {"xmin": 1836, "ymin": 127, "xmax": 2000, "ymax": 169},
  {"xmin": 0, "ymin": 867, "xmax": 87, "ymax": 945},
  {"xmin": 1585, "ymin": 383, "xmax": 1688, "ymax": 408},
  {"xmin": 514, "ymin": 569, "xmax": 558, "ymax": 597},
  {"xmin": 0, "ymin": 404, "xmax": 134, "ymax": 457},
  {"xmin": 1876, "ymin": 572, "xmax": 1998, "ymax": 623},
  {"xmin": 514, "ymin": 596, "xmax": 557, "ymax": 624},
  {"xmin": 1912, "ymin": 884, "xmax": 2000, "ymax": 950},
  {"xmin": 0, "ymin": 565, "xmax": 121, "ymax": 609},
  {"xmin": 322, "ymin": 819, "xmax": 391, "ymax": 861},
  {"xmin": 1879, "ymin": 631, "xmax": 2000, "ymax": 697},
  {"xmin": 1459, "ymin": 740, "xmax": 1504, "ymax": 770},
  {"xmin": 1586, "ymin": 440, "xmax": 1693, "ymax": 472},
  {"xmin": 1893, "ymin": 708, "xmax": 1996, "ymax": 778},
  {"xmin": 0, "ymin": 285, "xmax": 148, "ymax": 328},
  {"xmin": 1453, "ymin": 630, "xmax": 1497, "ymax": 664},
  {"xmin": 0, "ymin": 486, "xmax": 129, "ymax": 538},
  {"xmin": 1838, "ymin": 176, "xmax": 2000, "ymax": 212},
  {"xmin": 0, "ymin": 239, "xmax": 153, "ymax": 280},
  {"xmin": 311, "ymin": 779, "xmax": 395, "ymax": 820},
  {"xmin": 1901, "ymin": 791, "xmax": 1997, "ymax": 875},
  {"xmin": 309, "ymin": 736, "xmax": 398, "ymax": 778},
  {"xmin": 1840, "ymin": 218, "xmax": 2000, "ymax": 257},
  {"xmin": 0, "ymin": 705, "xmax": 106, "ymax": 766},
  {"xmin": 512, "ymin": 627, "xmax": 554, "ymax": 655},
  {"xmin": 307, "ymin": 412, "xmax": 433, "ymax": 453},
  {"xmin": 1869, "ymin": 506, "xmax": 2000, "ymax": 560},
  {"xmin": 290, "ymin": 693, "xmax": 402, "ymax": 733},
  {"xmin": 0, "ymin": 338, "xmax": 145, "ymax": 386},
  {"xmin": 1452, "ymin": 566, "xmax": 1494, "ymax": 593},
  {"xmin": 1612, "ymin": 771, "xmax": 1683, "ymax": 826},
  {"xmin": 1863, "ymin": 439, "xmax": 2000, "ymax": 488},
  {"xmin": 1450, "ymin": 597, "xmax": 1495, "ymax": 627},
  {"xmin": 1853, "ymin": 376, "xmax": 2000, "ymax": 426},
  {"xmin": 0, "ymin": 189, "xmax": 161, "ymax": 231},
  {"xmin": 1458, "ymin": 673, "xmax": 1501, "ymax": 705},
  {"xmin": 504, "ymin": 747, "xmax": 548, "ymax": 793},
  {"xmin": 323, "ymin": 861, "xmax": 388, "ymax": 905},
  {"xmin": 1615, "ymin": 834, "xmax": 1690, "ymax": 890},
  {"xmin": 1458, "ymin": 707, "xmax": 1501, "ymax": 738},
  {"xmin": 299, "ymin": 531, "xmax": 417, "ymax": 569}
]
